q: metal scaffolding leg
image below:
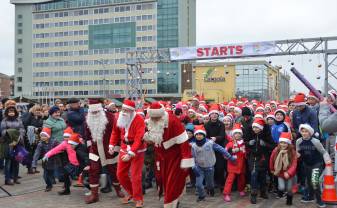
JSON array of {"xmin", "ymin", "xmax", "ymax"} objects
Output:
[{"xmin": 126, "ymin": 63, "xmax": 143, "ymax": 101}]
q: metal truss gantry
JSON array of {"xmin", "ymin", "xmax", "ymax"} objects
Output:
[{"xmin": 126, "ymin": 36, "xmax": 337, "ymax": 100}]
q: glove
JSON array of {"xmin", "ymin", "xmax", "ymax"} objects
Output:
[
  {"xmin": 192, "ymin": 166, "xmax": 201, "ymax": 177},
  {"xmin": 259, "ymin": 140, "xmax": 266, "ymax": 146},
  {"xmin": 248, "ymin": 140, "xmax": 255, "ymax": 145},
  {"xmin": 42, "ymin": 156, "xmax": 49, "ymax": 162}
]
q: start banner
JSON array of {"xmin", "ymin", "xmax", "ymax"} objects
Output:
[{"xmin": 169, "ymin": 41, "xmax": 276, "ymax": 61}]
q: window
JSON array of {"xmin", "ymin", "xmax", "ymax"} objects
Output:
[
  {"xmin": 17, "ymin": 77, "xmax": 22, "ymax": 82},
  {"xmin": 18, "ymin": 67, "xmax": 22, "ymax": 73},
  {"xmin": 17, "ymin": 39, "xmax": 23, "ymax": 44},
  {"xmin": 18, "ymin": 23, "xmax": 23, "ymax": 27},
  {"xmin": 18, "ymin": 29, "xmax": 22, "ymax": 34},
  {"xmin": 18, "ymin": 14, "xmax": 22, "ymax": 19},
  {"xmin": 17, "ymin": 58, "xmax": 22, "ymax": 63},
  {"xmin": 17, "ymin": 87, "xmax": 22, "ymax": 92},
  {"xmin": 18, "ymin": 48, "xmax": 22, "ymax": 54}
]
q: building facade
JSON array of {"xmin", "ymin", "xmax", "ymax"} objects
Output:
[
  {"xmin": 182, "ymin": 61, "xmax": 290, "ymax": 102},
  {"xmin": 0, "ymin": 73, "xmax": 13, "ymax": 98},
  {"xmin": 11, "ymin": 0, "xmax": 196, "ymax": 100}
]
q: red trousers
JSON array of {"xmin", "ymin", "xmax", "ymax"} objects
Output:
[
  {"xmin": 117, "ymin": 151, "xmax": 144, "ymax": 201},
  {"xmin": 223, "ymin": 172, "xmax": 246, "ymax": 195},
  {"xmin": 89, "ymin": 160, "xmax": 119, "ymax": 187}
]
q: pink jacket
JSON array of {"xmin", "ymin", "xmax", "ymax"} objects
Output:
[{"xmin": 46, "ymin": 141, "xmax": 79, "ymax": 166}]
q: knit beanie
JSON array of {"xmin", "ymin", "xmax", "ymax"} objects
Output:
[
  {"xmin": 185, "ymin": 123, "xmax": 195, "ymax": 133},
  {"xmin": 49, "ymin": 106, "xmax": 60, "ymax": 115}
]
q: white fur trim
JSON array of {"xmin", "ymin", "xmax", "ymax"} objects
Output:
[
  {"xmin": 40, "ymin": 132, "xmax": 50, "ymax": 138},
  {"xmin": 299, "ymin": 124, "xmax": 314, "ymax": 136},
  {"xmin": 148, "ymin": 107, "xmax": 165, "ymax": 118},
  {"xmin": 122, "ymin": 104, "xmax": 135, "ymax": 111},
  {"xmin": 208, "ymin": 110, "xmax": 219, "ymax": 116},
  {"xmin": 188, "ymin": 109, "xmax": 196, "ymax": 113},
  {"xmin": 275, "ymin": 109, "xmax": 286, "ymax": 116},
  {"xmin": 162, "ymin": 131, "xmax": 188, "ymax": 150},
  {"xmin": 194, "ymin": 130, "xmax": 206, "ymax": 136},
  {"xmin": 180, "ymin": 158, "xmax": 195, "ymax": 168},
  {"xmin": 89, "ymin": 103, "xmax": 103, "ymax": 112},
  {"xmin": 254, "ymin": 114, "xmax": 264, "ymax": 119},
  {"xmin": 89, "ymin": 184, "xmax": 99, "ymax": 188},
  {"xmin": 294, "ymin": 102, "xmax": 306, "ymax": 106},
  {"xmin": 109, "ymin": 145, "xmax": 114, "ymax": 149},
  {"xmin": 279, "ymin": 138, "xmax": 291, "ymax": 144},
  {"xmin": 234, "ymin": 107, "xmax": 242, "ymax": 114},
  {"xmin": 252, "ymin": 123, "xmax": 264, "ymax": 130},
  {"xmin": 256, "ymin": 107, "xmax": 264, "ymax": 112},
  {"xmin": 231, "ymin": 129, "xmax": 243, "ymax": 136},
  {"xmin": 63, "ymin": 133, "xmax": 71, "ymax": 138},
  {"xmin": 266, "ymin": 115, "xmax": 275, "ymax": 120},
  {"xmin": 127, "ymin": 151, "xmax": 135, "ymax": 157},
  {"xmin": 68, "ymin": 140, "xmax": 79, "ymax": 145}
]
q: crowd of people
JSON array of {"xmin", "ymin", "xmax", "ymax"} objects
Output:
[{"xmin": 0, "ymin": 89, "xmax": 336, "ymax": 208}]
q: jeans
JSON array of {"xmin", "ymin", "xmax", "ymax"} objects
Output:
[
  {"xmin": 195, "ymin": 167, "xmax": 215, "ymax": 198},
  {"xmin": 43, "ymin": 168, "xmax": 54, "ymax": 188},
  {"xmin": 4, "ymin": 158, "xmax": 19, "ymax": 181},
  {"xmin": 278, "ymin": 177, "xmax": 293, "ymax": 194},
  {"xmin": 250, "ymin": 169, "xmax": 267, "ymax": 192},
  {"xmin": 0, "ymin": 158, "xmax": 4, "ymax": 169}
]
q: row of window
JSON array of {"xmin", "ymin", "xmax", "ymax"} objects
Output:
[
  {"xmin": 33, "ymin": 40, "xmax": 89, "ymax": 49},
  {"xmin": 33, "ymin": 58, "xmax": 127, "ymax": 68},
  {"xmin": 33, "ymin": 15, "xmax": 155, "ymax": 30},
  {"xmin": 33, "ymin": 3, "xmax": 154, "ymax": 19},
  {"xmin": 33, "ymin": 90, "xmax": 127, "ymax": 97},
  {"xmin": 33, "ymin": 79, "xmax": 154, "ymax": 87}
]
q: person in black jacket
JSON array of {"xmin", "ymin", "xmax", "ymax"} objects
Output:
[
  {"xmin": 247, "ymin": 118, "xmax": 275, "ymax": 204},
  {"xmin": 204, "ymin": 110, "xmax": 226, "ymax": 192},
  {"xmin": 66, "ymin": 98, "xmax": 86, "ymax": 136}
]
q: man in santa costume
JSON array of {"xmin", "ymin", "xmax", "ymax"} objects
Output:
[
  {"xmin": 143, "ymin": 102, "xmax": 195, "ymax": 208},
  {"xmin": 84, "ymin": 99, "xmax": 124, "ymax": 204},
  {"xmin": 109, "ymin": 99, "xmax": 146, "ymax": 208}
]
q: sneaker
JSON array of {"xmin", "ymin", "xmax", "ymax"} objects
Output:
[
  {"xmin": 301, "ymin": 197, "xmax": 315, "ymax": 203},
  {"xmin": 239, "ymin": 191, "xmax": 245, "ymax": 197},
  {"xmin": 317, "ymin": 201, "xmax": 326, "ymax": 208},
  {"xmin": 196, "ymin": 196, "xmax": 205, "ymax": 202},
  {"xmin": 223, "ymin": 194, "xmax": 231, "ymax": 202},
  {"xmin": 121, "ymin": 196, "xmax": 132, "ymax": 204},
  {"xmin": 45, "ymin": 186, "xmax": 52, "ymax": 192}
]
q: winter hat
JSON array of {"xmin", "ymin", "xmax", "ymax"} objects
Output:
[
  {"xmin": 266, "ymin": 112, "xmax": 276, "ymax": 120},
  {"xmin": 208, "ymin": 104, "xmax": 220, "ymax": 116},
  {"xmin": 307, "ymin": 91, "xmax": 319, "ymax": 101},
  {"xmin": 254, "ymin": 112, "xmax": 264, "ymax": 119},
  {"xmin": 147, "ymin": 102, "xmax": 165, "ymax": 118},
  {"xmin": 63, "ymin": 126, "xmax": 74, "ymax": 139},
  {"xmin": 255, "ymin": 104, "xmax": 265, "ymax": 112},
  {"xmin": 328, "ymin": 90, "xmax": 337, "ymax": 102},
  {"xmin": 194, "ymin": 125, "xmax": 206, "ymax": 136},
  {"xmin": 242, "ymin": 107, "xmax": 252, "ymax": 117},
  {"xmin": 223, "ymin": 114, "xmax": 233, "ymax": 123},
  {"xmin": 299, "ymin": 124, "xmax": 314, "ymax": 136},
  {"xmin": 252, "ymin": 118, "xmax": 265, "ymax": 130},
  {"xmin": 188, "ymin": 108, "xmax": 196, "ymax": 114},
  {"xmin": 192, "ymin": 95, "xmax": 200, "ymax": 102},
  {"xmin": 68, "ymin": 133, "xmax": 81, "ymax": 146},
  {"xmin": 49, "ymin": 106, "xmax": 60, "ymax": 115},
  {"xmin": 265, "ymin": 104, "xmax": 271, "ymax": 110},
  {"xmin": 122, "ymin": 99, "xmax": 136, "ymax": 111},
  {"xmin": 279, "ymin": 132, "xmax": 292, "ymax": 144},
  {"xmin": 40, "ymin": 127, "xmax": 51, "ymax": 138},
  {"xmin": 274, "ymin": 108, "xmax": 286, "ymax": 117},
  {"xmin": 185, "ymin": 123, "xmax": 195, "ymax": 133},
  {"xmin": 232, "ymin": 123, "xmax": 243, "ymax": 136},
  {"xmin": 199, "ymin": 104, "xmax": 208, "ymax": 113},
  {"xmin": 88, "ymin": 99, "xmax": 103, "ymax": 112},
  {"xmin": 234, "ymin": 107, "xmax": 242, "ymax": 115},
  {"xmin": 293, "ymin": 93, "xmax": 306, "ymax": 106}
]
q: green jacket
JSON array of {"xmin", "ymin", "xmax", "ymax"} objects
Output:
[
  {"xmin": 43, "ymin": 116, "xmax": 66, "ymax": 142},
  {"xmin": 0, "ymin": 129, "xmax": 20, "ymax": 159}
]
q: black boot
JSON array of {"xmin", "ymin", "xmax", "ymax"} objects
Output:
[
  {"xmin": 59, "ymin": 176, "xmax": 71, "ymax": 195},
  {"xmin": 100, "ymin": 186, "xmax": 112, "ymax": 193},
  {"xmin": 250, "ymin": 190, "xmax": 257, "ymax": 204},
  {"xmin": 286, "ymin": 194, "xmax": 293, "ymax": 206},
  {"xmin": 208, "ymin": 189, "xmax": 215, "ymax": 197},
  {"xmin": 260, "ymin": 189, "xmax": 269, "ymax": 199},
  {"xmin": 58, "ymin": 188, "xmax": 70, "ymax": 195}
]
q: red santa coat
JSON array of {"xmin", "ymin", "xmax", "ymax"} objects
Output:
[
  {"xmin": 85, "ymin": 111, "xmax": 118, "ymax": 166},
  {"xmin": 109, "ymin": 113, "xmax": 146, "ymax": 156},
  {"xmin": 225, "ymin": 140, "xmax": 246, "ymax": 174},
  {"xmin": 269, "ymin": 147, "xmax": 297, "ymax": 179},
  {"xmin": 149, "ymin": 113, "xmax": 194, "ymax": 208}
]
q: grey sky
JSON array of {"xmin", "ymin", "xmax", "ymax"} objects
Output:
[{"xmin": 1, "ymin": 0, "xmax": 337, "ymax": 91}]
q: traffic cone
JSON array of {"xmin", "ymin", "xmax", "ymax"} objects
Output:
[
  {"xmin": 73, "ymin": 172, "xmax": 84, "ymax": 187},
  {"xmin": 322, "ymin": 163, "xmax": 337, "ymax": 204}
]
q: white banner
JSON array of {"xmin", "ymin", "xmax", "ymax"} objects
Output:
[{"xmin": 170, "ymin": 41, "xmax": 276, "ymax": 61}]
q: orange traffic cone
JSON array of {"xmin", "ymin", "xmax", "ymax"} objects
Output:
[
  {"xmin": 73, "ymin": 172, "xmax": 84, "ymax": 187},
  {"xmin": 322, "ymin": 163, "xmax": 337, "ymax": 204}
]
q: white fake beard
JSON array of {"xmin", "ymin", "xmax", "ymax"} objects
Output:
[
  {"xmin": 86, "ymin": 110, "xmax": 108, "ymax": 142},
  {"xmin": 117, "ymin": 112, "xmax": 133, "ymax": 129},
  {"xmin": 144, "ymin": 114, "xmax": 168, "ymax": 147}
]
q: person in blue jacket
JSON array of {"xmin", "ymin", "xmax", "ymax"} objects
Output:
[{"xmin": 271, "ymin": 108, "xmax": 289, "ymax": 143}]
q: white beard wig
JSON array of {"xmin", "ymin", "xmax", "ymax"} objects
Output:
[
  {"xmin": 117, "ymin": 111, "xmax": 134, "ymax": 129},
  {"xmin": 143, "ymin": 113, "xmax": 168, "ymax": 147},
  {"xmin": 86, "ymin": 110, "xmax": 108, "ymax": 142}
]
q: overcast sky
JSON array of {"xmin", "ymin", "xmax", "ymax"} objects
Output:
[{"xmin": 1, "ymin": 0, "xmax": 337, "ymax": 91}]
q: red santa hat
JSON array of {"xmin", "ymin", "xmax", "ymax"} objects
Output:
[
  {"xmin": 194, "ymin": 125, "xmax": 206, "ymax": 136},
  {"xmin": 122, "ymin": 99, "xmax": 136, "ymax": 111},
  {"xmin": 254, "ymin": 112, "xmax": 264, "ymax": 119},
  {"xmin": 299, "ymin": 124, "xmax": 314, "ymax": 136},
  {"xmin": 88, "ymin": 99, "xmax": 103, "ymax": 112},
  {"xmin": 199, "ymin": 104, "xmax": 208, "ymax": 113},
  {"xmin": 147, "ymin": 102, "xmax": 165, "ymax": 118},
  {"xmin": 232, "ymin": 123, "xmax": 243, "ymax": 136},
  {"xmin": 307, "ymin": 91, "xmax": 319, "ymax": 101},
  {"xmin": 255, "ymin": 104, "xmax": 265, "ymax": 112},
  {"xmin": 279, "ymin": 132, "xmax": 292, "ymax": 144},
  {"xmin": 228, "ymin": 102, "xmax": 235, "ymax": 109},
  {"xmin": 252, "ymin": 118, "xmax": 265, "ymax": 130},
  {"xmin": 68, "ymin": 133, "xmax": 81, "ymax": 146},
  {"xmin": 270, "ymin": 100, "xmax": 278, "ymax": 106},
  {"xmin": 266, "ymin": 112, "xmax": 275, "ymax": 120},
  {"xmin": 188, "ymin": 108, "xmax": 196, "ymax": 114},
  {"xmin": 328, "ymin": 90, "xmax": 337, "ymax": 102},
  {"xmin": 234, "ymin": 106, "xmax": 242, "ymax": 114},
  {"xmin": 251, "ymin": 100, "xmax": 258, "ymax": 105},
  {"xmin": 136, "ymin": 109, "xmax": 145, "ymax": 117},
  {"xmin": 40, "ymin": 127, "xmax": 51, "ymax": 138},
  {"xmin": 208, "ymin": 104, "xmax": 219, "ymax": 116},
  {"xmin": 224, "ymin": 114, "xmax": 233, "ymax": 122},
  {"xmin": 182, "ymin": 102, "xmax": 188, "ymax": 108},
  {"xmin": 265, "ymin": 104, "xmax": 271, "ymax": 110},
  {"xmin": 293, "ymin": 93, "xmax": 306, "ymax": 106},
  {"xmin": 63, "ymin": 126, "xmax": 74, "ymax": 139},
  {"xmin": 274, "ymin": 108, "xmax": 286, "ymax": 116},
  {"xmin": 192, "ymin": 95, "xmax": 200, "ymax": 102}
]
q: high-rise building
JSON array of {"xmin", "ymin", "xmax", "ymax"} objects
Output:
[{"xmin": 11, "ymin": 0, "xmax": 196, "ymax": 100}]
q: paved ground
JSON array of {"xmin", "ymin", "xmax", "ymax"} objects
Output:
[{"xmin": 0, "ymin": 165, "xmax": 332, "ymax": 208}]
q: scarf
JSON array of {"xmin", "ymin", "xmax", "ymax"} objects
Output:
[
  {"xmin": 274, "ymin": 149, "xmax": 289, "ymax": 176},
  {"xmin": 27, "ymin": 126, "xmax": 37, "ymax": 145},
  {"xmin": 196, "ymin": 138, "xmax": 207, "ymax": 147}
]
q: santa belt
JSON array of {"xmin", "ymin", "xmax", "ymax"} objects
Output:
[{"xmin": 123, "ymin": 140, "xmax": 134, "ymax": 145}]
